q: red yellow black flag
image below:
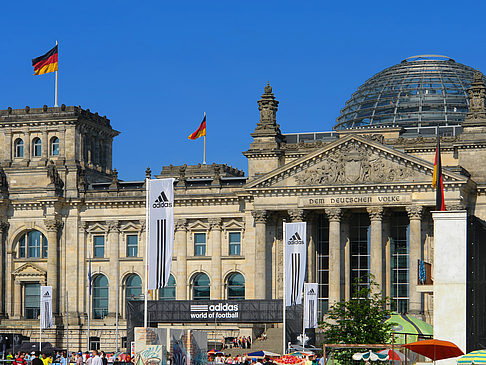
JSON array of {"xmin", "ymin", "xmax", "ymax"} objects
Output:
[
  {"xmin": 188, "ymin": 115, "xmax": 206, "ymax": 140},
  {"xmin": 32, "ymin": 45, "xmax": 58, "ymax": 75}
]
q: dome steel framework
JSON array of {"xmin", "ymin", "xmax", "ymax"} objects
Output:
[{"xmin": 335, "ymin": 55, "xmax": 479, "ymax": 130}]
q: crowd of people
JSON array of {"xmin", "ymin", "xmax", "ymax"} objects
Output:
[
  {"xmin": 221, "ymin": 336, "xmax": 252, "ymax": 349},
  {"xmin": 5, "ymin": 350, "xmax": 132, "ymax": 365},
  {"xmin": 210, "ymin": 355, "xmax": 322, "ymax": 365}
]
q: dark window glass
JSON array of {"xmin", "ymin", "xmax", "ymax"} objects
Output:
[
  {"xmin": 32, "ymin": 138, "xmax": 42, "ymax": 157},
  {"xmin": 94, "ymin": 235, "xmax": 105, "ymax": 258},
  {"xmin": 125, "ymin": 275, "xmax": 142, "ymax": 300},
  {"xmin": 227, "ymin": 273, "xmax": 245, "ymax": 300},
  {"xmin": 93, "ymin": 275, "xmax": 108, "ymax": 319},
  {"xmin": 89, "ymin": 337, "xmax": 100, "ymax": 351},
  {"xmin": 126, "ymin": 234, "xmax": 138, "ymax": 257},
  {"xmin": 194, "ymin": 233, "xmax": 206, "ymax": 256},
  {"xmin": 24, "ymin": 283, "xmax": 40, "ymax": 319},
  {"xmin": 316, "ymin": 213, "xmax": 329, "ymax": 319},
  {"xmin": 19, "ymin": 236, "xmax": 26, "ymax": 258},
  {"xmin": 193, "ymin": 273, "xmax": 210, "ymax": 300},
  {"xmin": 350, "ymin": 213, "xmax": 370, "ymax": 297},
  {"xmin": 14, "ymin": 139, "xmax": 24, "ymax": 158},
  {"xmin": 159, "ymin": 274, "xmax": 176, "ymax": 300},
  {"xmin": 229, "ymin": 232, "xmax": 241, "ymax": 256},
  {"xmin": 390, "ymin": 212, "xmax": 410, "ymax": 313}
]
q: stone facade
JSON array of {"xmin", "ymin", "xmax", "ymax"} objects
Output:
[{"xmin": 1, "ymin": 77, "xmax": 486, "ymax": 351}]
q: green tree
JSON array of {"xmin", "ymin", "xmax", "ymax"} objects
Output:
[{"xmin": 320, "ymin": 276, "xmax": 394, "ymax": 365}]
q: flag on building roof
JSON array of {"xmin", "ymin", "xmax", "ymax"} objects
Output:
[
  {"xmin": 32, "ymin": 45, "xmax": 58, "ymax": 75},
  {"xmin": 432, "ymin": 132, "xmax": 445, "ymax": 211},
  {"xmin": 188, "ymin": 115, "xmax": 206, "ymax": 140}
]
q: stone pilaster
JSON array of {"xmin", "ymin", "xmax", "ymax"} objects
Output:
[
  {"xmin": 342, "ymin": 212, "xmax": 351, "ymax": 301},
  {"xmin": 175, "ymin": 219, "xmax": 187, "ymax": 300},
  {"xmin": 41, "ymin": 130, "xmax": 48, "ymax": 161},
  {"xmin": 45, "ymin": 218, "xmax": 63, "ymax": 314},
  {"xmin": 407, "ymin": 205, "xmax": 423, "ymax": 314},
  {"xmin": 209, "ymin": 218, "xmax": 222, "ymax": 299},
  {"xmin": 13, "ymin": 279, "xmax": 21, "ymax": 318},
  {"xmin": 107, "ymin": 221, "xmax": 120, "ymax": 316},
  {"xmin": 325, "ymin": 208, "xmax": 342, "ymax": 305},
  {"xmin": 382, "ymin": 213, "xmax": 392, "ymax": 308},
  {"xmin": 0, "ymin": 221, "xmax": 9, "ymax": 315},
  {"xmin": 252, "ymin": 210, "xmax": 268, "ymax": 299},
  {"xmin": 367, "ymin": 207, "xmax": 384, "ymax": 294}
]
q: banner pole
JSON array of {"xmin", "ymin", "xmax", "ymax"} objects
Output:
[
  {"xmin": 66, "ymin": 290, "xmax": 69, "ymax": 357},
  {"xmin": 54, "ymin": 40, "xmax": 58, "ymax": 107},
  {"xmin": 87, "ymin": 256, "xmax": 91, "ymax": 352},
  {"xmin": 283, "ymin": 221, "xmax": 286, "ymax": 355},
  {"xmin": 203, "ymin": 112, "xmax": 206, "ymax": 165},
  {"xmin": 302, "ymin": 284, "xmax": 306, "ymax": 348},
  {"xmin": 144, "ymin": 177, "xmax": 149, "ymax": 327}
]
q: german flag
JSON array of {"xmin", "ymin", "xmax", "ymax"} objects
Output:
[
  {"xmin": 32, "ymin": 45, "xmax": 58, "ymax": 75},
  {"xmin": 432, "ymin": 132, "xmax": 446, "ymax": 211},
  {"xmin": 188, "ymin": 115, "xmax": 206, "ymax": 140}
]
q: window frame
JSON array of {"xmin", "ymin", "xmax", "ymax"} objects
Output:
[
  {"xmin": 126, "ymin": 234, "xmax": 138, "ymax": 257},
  {"xmin": 50, "ymin": 136, "xmax": 60, "ymax": 156},
  {"xmin": 14, "ymin": 138, "xmax": 24, "ymax": 158},
  {"xmin": 226, "ymin": 272, "xmax": 245, "ymax": 300},
  {"xmin": 192, "ymin": 273, "xmax": 210, "ymax": 300},
  {"xmin": 17, "ymin": 231, "xmax": 48, "ymax": 259},
  {"xmin": 93, "ymin": 235, "xmax": 105, "ymax": 258},
  {"xmin": 92, "ymin": 275, "xmax": 109, "ymax": 319},
  {"xmin": 228, "ymin": 231, "xmax": 241, "ymax": 256},
  {"xmin": 158, "ymin": 274, "xmax": 176, "ymax": 300},
  {"xmin": 194, "ymin": 232, "xmax": 206, "ymax": 256},
  {"xmin": 32, "ymin": 137, "xmax": 42, "ymax": 157},
  {"xmin": 24, "ymin": 282, "xmax": 41, "ymax": 319}
]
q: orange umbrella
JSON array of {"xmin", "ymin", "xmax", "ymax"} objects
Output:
[{"xmin": 403, "ymin": 339, "xmax": 464, "ymax": 361}]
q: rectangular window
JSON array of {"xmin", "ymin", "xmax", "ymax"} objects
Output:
[
  {"xmin": 390, "ymin": 212, "xmax": 410, "ymax": 313},
  {"xmin": 24, "ymin": 283, "xmax": 40, "ymax": 319},
  {"xmin": 93, "ymin": 235, "xmax": 105, "ymax": 258},
  {"xmin": 194, "ymin": 233, "xmax": 206, "ymax": 256},
  {"xmin": 316, "ymin": 213, "xmax": 329, "ymax": 320},
  {"xmin": 229, "ymin": 232, "xmax": 241, "ymax": 256},
  {"xmin": 350, "ymin": 213, "xmax": 371, "ymax": 298},
  {"xmin": 126, "ymin": 234, "xmax": 138, "ymax": 257}
]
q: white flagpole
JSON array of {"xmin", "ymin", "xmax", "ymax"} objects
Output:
[
  {"xmin": 54, "ymin": 40, "xmax": 58, "ymax": 107},
  {"xmin": 144, "ymin": 177, "xmax": 149, "ymax": 327},
  {"xmin": 39, "ymin": 306, "xmax": 42, "ymax": 352},
  {"xmin": 203, "ymin": 112, "xmax": 206, "ymax": 165},
  {"xmin": 283, "ymin": 222, "xmax": 286, "ymax": 355},
  {"xmin": 87, "ymin": 256, "xmax": 91, "ymax": 352},
  {"xmin": 66, "ymin": 290, "xmax": 69, "ymax": 357}
]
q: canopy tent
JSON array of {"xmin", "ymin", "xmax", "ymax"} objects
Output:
[
  {"xmin": 247, "ymin": 350, "xmax": 281, "ymax": 359},
  {"xmin": 386, "ymin": 313, "xmax": 433, "ymax": 344},
  {"xmin": 458, "ymin": 349, "xmax": 486, "ymax": 364}
]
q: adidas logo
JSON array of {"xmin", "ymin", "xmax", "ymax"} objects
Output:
[
  {"xmin": 307, "ymin": 288, "xmax": 316, "ymax": 295},
  {"xmin": 288, "ymin": 232, "xmax": 304, "ymax": 245},
  {"xmin": 43, "ymin": 291, "xmax": 51, "ymax": 297},
  {"xmin": 152, "ymin": 191, "xmax": 172, "ymax": 208}
]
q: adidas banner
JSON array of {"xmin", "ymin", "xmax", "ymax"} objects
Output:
[
  {"xmin": 147, "ymin": 178, "xmax": 175, "ymax": 290},
  {"xmin": 303, "ymin": 283, "xmax": 318, "ymax": 329},
  {"xmin": 284, "ymin": 222, "xmax": 307, "ymax": 307},
  {"xmin": 40, "ymin": 286, "xmax": 53, "ymax": 329}
]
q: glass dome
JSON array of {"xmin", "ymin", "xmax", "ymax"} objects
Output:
[{"xmin": 335, "ymin": 55, "xmax": 479, "ymax": 130}]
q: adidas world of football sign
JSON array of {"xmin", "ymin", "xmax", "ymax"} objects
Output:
[
  {"xmin": 147, "ymin": 178, "xmax": 175, "ymax": 290},
  {"xmin": 303, "ymin": 282, "xmax": 318, "ymax": 329},
  {"xmin": 40, "ymin": 285, "xmax": 53, "ymax": 329},
  {"xmin": 284, "ymin": 222, "xmax": 307, "ymax": 307}
]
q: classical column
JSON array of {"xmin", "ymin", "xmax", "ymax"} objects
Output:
[
  {"xmin": 45, "ymin": 218, "xmax": 63, "ymax": 314},
  {"xmin": 367, "ymin": 207, "xmax": 384, "ymax": 294},
  {"xmin": 0, "ymin": 222, "xmax": 9, "ymax": 315},
  {"xmin": 209, "ymin": 218, "xmax": 222, "ymax": 299},
  {"xmin": 41, "ymin": 130, "xmax": 48, "ymax": 161},
  {"xmin": 252, "ymin": 210, "xmax": 268, "ymax": 299},
  {"xmin": 342, "ymin": 212, "xmax": 351, "ymax": 301},
  {"xmin": 382, "ymin": 213, "xmax": 392, "ymax": 308},
  {"xmin": 325, "ymin": 208, "xmax": 342, "ymax": 306},
  {"xmin": 13, "ymin": 280, "xmax": 21, "ymax": 318},
  {"xmin": 108, "ymin": 221, "xmax": 120, "ymax": 316},
  {"xmin": 24, "ymin": 133, "xmax": 31, "ymax": 163},
  {"xmin": 6, "ymin": 131, "xmax": 12, "ymax": 162},
  {"xmin": 175, "ymin": 219, "xmax": 187, "ymax": 300},
  {"xmin": 407, "ymin": 205, "xmax": 423, "ymax": 314}
]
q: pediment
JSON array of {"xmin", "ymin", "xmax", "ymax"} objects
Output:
[
  {"xmin": 188, "ymin": 220, "xmax": 209, "ymax": 230},
  {"xmin": 13, "ymin": 263, "xmax": 47, "ymax": 277},
  {"xmin": 120, "ymin": 222, "xmax": 140, "ymax": 232},
  {"xmin": 87, "ymin": 222, "xmax": 107, "ymax": 233},
  {"xmin": 246, "ymin": 135, "xmax": 467, "ymax": 190}
]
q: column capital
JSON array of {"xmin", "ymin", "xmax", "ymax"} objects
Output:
[
  {"xmin": 208, "ymin": 218, "xmax": 222, "ymax": 230},
  {"xmin": 288, "ymin": 209, "xmax": 305, "ymax": 222},
  {"xmin": 406, "ymin": 205, "xmax": 423, "ymax": 220},
  {"xmin": 139, "ymin": 219, "xmax": 146, "ymax": 232},
  {"xmin": 107, "ymin": 220, "xmax": 120, "ymax": 233},
  {"xmin": 252, "ymin": 210, "xmax": 268, "ymax": 224},
  {"xmin": 44, "ymin": 218, "xmax": 63, "ymax": 232},
  {"xmin": 367, "ymin": 206, "xmax": 384, "ymax": 221},
  {"xmin": 325, "ymin": 208, "xmax": 342, "ymax": 222},
  {"xmin": 175, "ymin": 218, "xmax": 187, "ymax": 231},
  {"xmin": 0, "ymin": 221, "xmax": 9, "ymax": 233}
]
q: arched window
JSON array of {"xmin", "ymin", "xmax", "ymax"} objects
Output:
[
  {"xmin": 159, "ymin": 274, "xmax": 176, "ymax": 300},
  {"xmin": 192, "ymin": 273, "xmax": 210, "ymax": 300},
  {"xmin": 14, "ymin": 139, "xmax": 24, "ymax": 158},
  {"xmin": 92, "ymin": 275, "xmax": 109, "ymax": 319},
  {"xmin": 125, "ymin": 274, "xmax": 142, "ymax": 301},
  {"xmin": 227, "ymin": 273, "xmax": 245, "ymax": 300},
  {"xmin": 18, "ymin": 230, "xmax": 48, "ymax": 259},
  {"xmin": 32, "ymin": 138, "xmax": 42, "ymax": 157},
  {"xmin": 51, "ymin": 137, "xmax": 60, "ymax": 156}
]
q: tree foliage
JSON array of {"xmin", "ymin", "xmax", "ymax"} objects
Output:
[{"xmin": 320, "ymin": 276, "xmax": 394, "ymax": 364}]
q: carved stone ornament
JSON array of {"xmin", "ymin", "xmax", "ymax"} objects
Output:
[
  {"xmin": 294, "ymin": 141, "xmax": 422, "ymax": 186},
  {"xmin": 209, "ymin": 218, "xmax": 222, "ymax": 230},
  {"xmin": 0, "ymin": 221, "xmax": 9, "ymax": 233},
  {"xmin": 175, "ymin": 218, "xmax": 187, "ymax": 231},
  {"xmin": 252, "ymin": 210, "xmax": 268, "ymax": 224},
  {"xmin": 47, "ymin": 160, "xmax": 64, "ymax": 193},
  {"xmin": 288, "ymin": 209, "xmax": 305, "ymax": 222},
  {"xmin": 44, "ymin": 218, "xmax": 63, "ymax": 232},
  {"xmin": 367, "ymin": 206, "xmax": 384, "ymax": 221},
  {"xmin": 406, "ymin": 205, "xmax": 423, "ymax": 220},
  {"xmin": 325, "ymin": 208, "xmax": 342, "ymax": 222},
  {"xmin": 107, "ymin": 220, "xmax": 120, "ymax": 232},
  {"xmin": 465, "ymin": 70, "xmax": 486, "ymax": 122}
]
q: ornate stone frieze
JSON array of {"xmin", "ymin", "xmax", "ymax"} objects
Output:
[
  {"xmin": 174, "ymin": 218, "xmax": 187, "ymax": 231},
  {"xmin": 44, "ymin": 218, "xmax": 63, "ymax": 232},
  {"xmin": 107, "ymin": 220, "xmax": 120, "ymax": 232},
  {"xmin": 325, "ymin": 208, "xmax": 342, "ymax": 222},
  {"xmin": 406, "ymin": 205, "xmax": 423, "ymax": 220},
  {"xmin": 294, "ymin": 141, "xmax": 421, "ymax": 186},
  {"xmin": 367, "ymin": 206, "xmax": 384, "ymax": 221},
  {"xmin": 0, "ymin": 221, "xmax": 9, "ymax": 233},
  {"xmin": 252, "ymin": 210, "xmax": 267, "ymax": 224}
]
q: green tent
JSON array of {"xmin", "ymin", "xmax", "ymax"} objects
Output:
[{"xmin": 385, "ymin": 313, "xmax": 433, "ymax": 344}]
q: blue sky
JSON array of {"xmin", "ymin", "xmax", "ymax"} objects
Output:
[{"xmin": 2, "ymin": 0, "xmax": 486, "ymax": 180}]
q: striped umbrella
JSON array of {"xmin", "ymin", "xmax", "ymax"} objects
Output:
[
  {"xmin": 458, "ymin": 350, "xmax": 486, "ymax": 364},
  {"xmin": 385, "ymin": 314, "xmax": 433, "ymax": 344},
  {"xmin": 352, "ymin": 351, "xmax": 389, "ymax": 362}
]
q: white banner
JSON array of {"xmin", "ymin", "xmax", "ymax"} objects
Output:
[
  {"xmin": 303, "ymin": 283, "xmax": 318, "ymax": 329},
  {"xmin": 147, "ymin": 178, "xmax": 175, "ymax": 290},
  {"xmin": 40, "ymin": 286, "xmax": 53, "ymax": 329},
  {"xmin": 284, "ymin": 222, "xmax": 307, "ymax": 306}
]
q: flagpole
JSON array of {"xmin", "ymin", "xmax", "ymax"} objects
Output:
[
  {"xmin": 203, "ymin": 112, "xmax": 206, "ymax": 165},
  {"xmin": 144, "ymin": 177, "xmax": 149, "ymax": 327},
  {"xmin": 283, "ymin": 221, "xmax": 286, "ymax": 355},
  {"xmin": 66, "ymin": 290, "xmax": 69, "ymax": 357},
  {"xmin": 54, "ymin": 40, "xmax": 58, "ymax": 107},
  {"xmin": 87, "ymin": 256, "xmax": 91, "ymax": 352},
  {"xmin": 39, "ymin": 299, "xmax": 42, "ymax": 352}
]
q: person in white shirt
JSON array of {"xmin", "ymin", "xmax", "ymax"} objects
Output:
[{"xmin": 91, "ymin": 351, "xmax": 102, "ymax": 365}]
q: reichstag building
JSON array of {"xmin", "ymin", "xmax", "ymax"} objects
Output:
[{"xmin": 0, "ymin": 55, "xmax": 485, "ymax": 351}]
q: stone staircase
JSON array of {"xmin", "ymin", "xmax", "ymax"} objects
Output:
[{"xmin": 224, "ymin": 327, "xmax": 283, "ymax": 356}]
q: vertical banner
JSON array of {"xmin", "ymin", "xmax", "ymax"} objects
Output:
[
  {"xmin": 284, "ymin": 222, "xmax": 307, "ymax": 306},
  {"xmin": 303, "ymin": 283, "xmax": 318, "ymax": 329},
  {"xmin": 40, "ymin": 286, "xmax": 54, "ymax": 329},
  {"xmin": 148, "ymin": 178, "xmax": 175, "ymax": 290}
]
